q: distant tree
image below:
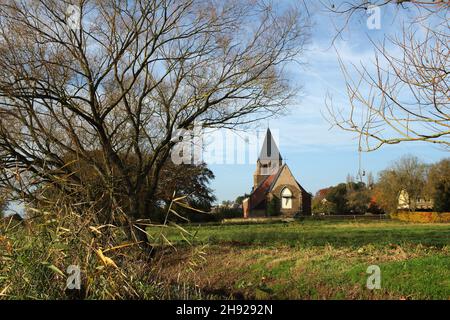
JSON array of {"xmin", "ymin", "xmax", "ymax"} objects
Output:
[
  {"xmin": 367, "ymin": 196, "xmax": 385, "ymax": 215},
  {"xmin": 315, "ymin": 187, "xmax": 332, "ymax": 199},
  {"xmin": 374, "ymin": 170, "xmax": 399, "ymax": 213},
  {"xmin": 234, "ymin": 194, "xmax": 250, "ymax": 205},
  {"xmin": 312, "ymin": 188, "xmax": 332, "ymax": 215},
  {"xmin": 326, "ymin": 183, "xmax": 348, "ymax": 214},
  {"xmin": 221, "ymin": 200, "xmax": 233, "ymax": 207},
  {"xmin": 316, "ymin": 181, "xmax": 371, "ymax": 215},
  {"xmin": 394, "ymin": 156, "xmax": 428, "ymax": 211},
  {"xmin": 156, "ymin": 161, "xmax": 216, "ymax": 220},
  {"xmin": 346, "ymin": 187, "xmax": 371, "ymax": 214},
  {"xmin": 374, "ymin": 156, "xmax": 427, "ymax": 213},
  {"xmin": 433, "ymin": 184, "xmax": 450, "ymax": 213},
  {"xmin": 427, "ymin": 159, "xmax": 450, "ymax": 212},
  {"xmin": 312, "ymin": 197, "xmax": 334, "ymax": 215},
  {"xmin": 366, "ymin": 172, "xmax": 375, "ymax": 189}
]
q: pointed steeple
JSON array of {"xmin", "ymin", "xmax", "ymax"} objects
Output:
[
  {"xmin": 253, "ymin": 128, "xmax": 283, "ymax": 189},
  {"xmin": 259, "ymin": 128, "xmax": 282, "ymax": 161}
]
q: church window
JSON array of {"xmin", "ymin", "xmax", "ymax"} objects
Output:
[{"xmin": 281, "ymin": 187, "xmax": 292, "ymax": 209}]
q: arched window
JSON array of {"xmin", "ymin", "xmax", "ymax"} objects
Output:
[{"xmin": 281, "ymin": 187, "xmax": 292, "ymax": 209}]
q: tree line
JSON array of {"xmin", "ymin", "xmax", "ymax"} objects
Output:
[{"xmin": 313, "ymin": 156, "xmax": 450, "ymax": 215}]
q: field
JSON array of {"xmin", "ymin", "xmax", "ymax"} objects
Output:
[{"xmin": 149, "ymin": 219, "xmax": 450, "ymax": 300}]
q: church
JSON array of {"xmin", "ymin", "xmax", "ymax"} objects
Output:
[{"xmin": 243, "ymin": 129, "xmax": 312, "ymax": 218}]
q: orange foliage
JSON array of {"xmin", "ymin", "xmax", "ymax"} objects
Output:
[{"xmin": 390, "ymin": 211, "xmax": 450, "ymax": 223}]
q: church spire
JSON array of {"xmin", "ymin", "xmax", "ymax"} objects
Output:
[
  {"xmin": 259, "ymin": 128, "xmax": 282, "ymax": 161},
  {"xmin": 253, "ymin": 128, "xmax": 283, "ymax": 189}
]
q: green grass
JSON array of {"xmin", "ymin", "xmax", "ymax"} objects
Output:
[
  {"xmin": 151, "ymin": 219, "xmax": 450, "ymax": 299},
  {"xmin": 149, "ymin": 219, "xmax": 450, "ymax": 248}
]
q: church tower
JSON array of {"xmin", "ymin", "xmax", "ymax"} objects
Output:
[{"xmin": 253, "ymin": 128, "xmax": 283, "ymax": 189}]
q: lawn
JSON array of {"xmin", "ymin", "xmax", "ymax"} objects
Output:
[{"xmin": 149, "ymin": 219, "xmax": 450, "ymax": 300}]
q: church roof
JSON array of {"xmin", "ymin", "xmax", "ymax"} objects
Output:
[
  {"xmin": 248, "ymin": 171, "xmax": 278, "ymax": 210},
  {"xmin": 249, "ymin": 164, "xmax": 286, "ymax": 209},
  {"xmin": 248, "ymin": 164, "xmax": 310, "ymax": 210},
  {"xmin": 259, "ymin": 128, "xmax": 282, "ymax": 161}
]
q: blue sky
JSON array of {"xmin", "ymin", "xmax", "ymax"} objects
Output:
[
  {"xmin": 209, "ymin": 1, "xmax": 449, "ymax": 203},
  {"xmin": 4, "ymin": 1, "xmax": 447, "ymax": 214}
]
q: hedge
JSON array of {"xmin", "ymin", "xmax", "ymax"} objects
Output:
[{"xmin": 390, "ymin": 211, "xmax": 450, "ymax": 223}]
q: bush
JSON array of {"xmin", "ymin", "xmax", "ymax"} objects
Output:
[
  {"xmin": 212, "ymin": 207, "xmax": 242, "ymax": 220},
  {"xmin": 0, "ymin": 204, "xmax": 204, "ymax": 299},
  {"xmin": 312, "ymin": 198, "xmax": 334, "ymax": 215},
  {"xmin": 267, "ymin": 197, "xmax": 280, "ymax": 217},
  {"xmin": 182, "ymin": 211, "xmax": 220, "ymax": 223},
  {"xmin": 390, "ymin": 211, "xmax": 450, "ymax": 223},
  {"xmin": 0, "ymin": 207, "xmax": 156, "ymax": 299}
]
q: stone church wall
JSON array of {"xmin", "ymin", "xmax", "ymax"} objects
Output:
[{"xmin": 270, "ymin": 184, "xmax": 301, "ymax": 217}]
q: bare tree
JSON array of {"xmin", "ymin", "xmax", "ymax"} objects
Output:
[
  {"xmin": 0, "ymin": 0, "xmax": 308, "ymax": 242},
  {"xmin": 323, "ymin": 0, "xmax": 449, "ymax": 151}
]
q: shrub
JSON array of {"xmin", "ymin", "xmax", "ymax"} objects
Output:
[
  {"xmin": 0, "ymin": 203, "xmax": 204, "ymax": 299},
  {"xmin": 390, "ymin": 211, "xmax": 450, "ymax": 223},
  {"xmin": 0, "ymin": 206, "xmax": 157, "ymax": 299},
  {"xmin": 213, "ymin": 207, "xmax": 242, "ymax": 220},
  {"xmin": 312, "ymin": 198, "xmax": 334, "ymax": 215},
  {"xmin": 267, "ymin": 197, "xmax": 281, "ymax": 217},
  {"xmin": 182, "ymin": 211, "xmax": 220, "ymax": 223}
]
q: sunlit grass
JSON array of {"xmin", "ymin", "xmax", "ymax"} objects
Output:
[
  {"xmin": 148, "ymin": 219, "xmax": 450, "ymax": 248},
  {"xmin": 152, "ymin": 219, "xmax": 450, "ymax": 299}
]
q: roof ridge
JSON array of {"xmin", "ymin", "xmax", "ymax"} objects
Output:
[{"xmin": 268, "ymin": 164, "xmax": 286, "ymax": 192}]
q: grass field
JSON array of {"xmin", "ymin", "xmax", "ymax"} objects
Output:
[{"xmin": 149, "ymin": 219, "xmax": 450, "ymax": 300}]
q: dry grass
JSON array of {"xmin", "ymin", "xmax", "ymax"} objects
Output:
[
  {"xmin": 157, "ymin": 243, "xmax": 449, "ymax": 299},
  {"xmin": 152, "ymin": 220, "xmax": 450, "ymax": 300}
]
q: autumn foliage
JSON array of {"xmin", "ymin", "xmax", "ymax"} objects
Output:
[{"xmin": 390, "ymin": 212, "xmax": 450, "ymax": 223}]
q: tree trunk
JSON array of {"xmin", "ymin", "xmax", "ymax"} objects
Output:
[{"xmin": 127, "ymin": 192, "xmax": 150, "ymax": 248}]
